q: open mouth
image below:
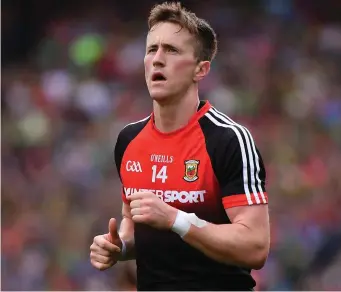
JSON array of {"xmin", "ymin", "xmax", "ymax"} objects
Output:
[{"xmin": 152, "ymin": 72, "xmax": 166, "ymax": 81}]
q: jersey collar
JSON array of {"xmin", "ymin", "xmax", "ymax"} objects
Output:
[{"xmin": 150, "ymin": 100, "xmax": 211, "ymax": 137}]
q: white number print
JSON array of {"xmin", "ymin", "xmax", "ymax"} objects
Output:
[{"xmin": 151, "ymin": 165, "xmax": 168, "ymax": 183}]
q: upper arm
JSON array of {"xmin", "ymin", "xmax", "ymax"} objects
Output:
[
  {"xmin": 216, "ymin": 125, "xmax": 270, "ymax": 244},
  {"xmin": 214, "ymin": 126, "xmax": 268, "ymax": 209}
]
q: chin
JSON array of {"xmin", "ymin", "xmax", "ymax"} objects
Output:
[{"xmin": 149, "ymin": 89, "xmax": 173, "ymax": 102}]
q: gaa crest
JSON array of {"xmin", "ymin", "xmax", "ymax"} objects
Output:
[{"xmin": 183, "ymin": 160, "xmax": 200, "ymax": 182}]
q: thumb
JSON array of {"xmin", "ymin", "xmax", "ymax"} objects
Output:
[{"xmin": 107, "ymin": 218, "xmax": 120, "ymax": 243}]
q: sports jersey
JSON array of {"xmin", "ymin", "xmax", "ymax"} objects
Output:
[{"xmin": 114, "ymin": 100, "xmax": 268, "ymax": 291}]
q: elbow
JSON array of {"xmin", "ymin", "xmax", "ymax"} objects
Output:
[
  {"xmin": 240, "ymin": 236, "xmax": 269, "ymax": 270},
  {"xmin": 225, "ymin": 242, "xmax": 269, "ymax": 270},
  {"xmin": 251, "ymin": 253, "xmax": 267, "ymax": 270},
  {"xmin": 249, "ymin": 244, "xmax": 269, "ymax": 270}
]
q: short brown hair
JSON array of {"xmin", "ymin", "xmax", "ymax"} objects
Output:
[{"xmin": 148, "ymin": 2, "xmax": 217, "ymax": 62}]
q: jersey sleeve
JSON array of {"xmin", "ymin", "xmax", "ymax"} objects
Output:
[
  {"xmin": 114, "ymin": 130, "xmax": 129, "ymax": 204},
  {"xmin": 215, "ymin": 128, "xmax": 268, "ymax": 209},
  {"xmin": 113, "ymin": 117, "xmax": 151, "ymax": 204}
]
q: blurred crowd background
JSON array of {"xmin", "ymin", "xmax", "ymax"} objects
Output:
[{"xmin": 2, "ymin": 0, "xmax": 341, "ymax": 290}]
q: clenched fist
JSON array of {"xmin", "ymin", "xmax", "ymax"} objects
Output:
[
  {"xmin": 90, "ymin": 218, "xmax": 123, "ymax": 271},
  {"xmin": 128, "ymin": 191, "xmax": 178, "ymax": 229}
]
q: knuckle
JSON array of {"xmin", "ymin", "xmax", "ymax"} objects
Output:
[
  {"xmin": 150, "ymin": 198, "xmax": 157, "ymax": 205},
  {"xmin": 145, "ymin": 214, "xmax": 152, "ymax": 222},
  {"xmin": 97, "ymin": 240, "xmax": 106, "ymax": 249},
  {"xmin": 142, "ymin": 199, "xmax": 150, "ymax": 207},
  {"xmin": 94, "ymin": 235, "xmax": 102, "ymax": 245},
  {"xmin": 90, "ymin": 259, "xmax": 98, "ymax": 268}
]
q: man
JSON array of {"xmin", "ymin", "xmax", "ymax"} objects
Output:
[{"xmin": 90, "ymin": 2, "xmax": 270, "ymax": 291}]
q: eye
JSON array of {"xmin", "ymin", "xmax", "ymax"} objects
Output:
[
  {"xmin": 147, "ymin": 47, "xmax": 157, "ymax": 54},
  {"xmin": 167, "ymin": 47, "xmax": 178, "ymax": 53}
]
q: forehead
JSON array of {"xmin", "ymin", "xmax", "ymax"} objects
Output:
[{"xmin": 147, "ymin": 22, "xmax": 194, "ymax": 48}]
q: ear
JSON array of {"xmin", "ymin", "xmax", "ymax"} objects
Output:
[{"xmin": 193, "ymin": 61, "xmax": 210, "ymax": 82}]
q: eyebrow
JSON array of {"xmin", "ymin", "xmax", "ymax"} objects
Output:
[{"xmin": 146, "ymin": 43, "xmax": 179, "ymax": 51}]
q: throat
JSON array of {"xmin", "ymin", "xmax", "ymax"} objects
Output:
[{"xmin": 153, "ymin": 99, "xmax": 201, "ymax": 133}]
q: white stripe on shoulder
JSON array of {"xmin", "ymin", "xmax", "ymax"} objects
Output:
[
  {"xmin": 210, "ymin": 108, "xmax": 266, "ymax": 203},
  {"xmin": 205, "ymin": 112, "xmax": 253, "ymax": 205},
  {"xmin": 122, "ymin": 115, "xmax": 151, "ymax": 129}
]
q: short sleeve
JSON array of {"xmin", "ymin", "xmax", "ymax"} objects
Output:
[
  {"xmin": 114, "ymin": 130, "xmax": 129, "ymax": 204},
  {"xmin": 214, "ymin": 128, "xmax": 268, "ymax": 209},
  {"xmin": 113, "ymin": 118, "xmax": 151, "ymax": 204}
]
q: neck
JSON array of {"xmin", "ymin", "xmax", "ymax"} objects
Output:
[{"xmin": 153, "ymin": 89, "xmax": 200, "ymax": 133}]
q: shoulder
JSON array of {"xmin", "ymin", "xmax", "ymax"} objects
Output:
[
  {"xmin": 114, "ymin": 115, "xmax": 151, "ymax": 171},
  {"xmin": 199, "ymin": 106, "xmax": 253, "ymax": 148},
  {"xmin": 115, "ymin": 115, "xmax": 151, "ymax": 156},
  {"xmin": 117, "ymin": 115, "xmax": 151, "ymax": 144}
]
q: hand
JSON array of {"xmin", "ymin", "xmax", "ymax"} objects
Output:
[
  {"xmin": 128, "ymin": 191, "xmax": 178, "ymax": 229},
  {"xmin": 90, "ymin": 218, "xmax": 123, "ymax": 271}
]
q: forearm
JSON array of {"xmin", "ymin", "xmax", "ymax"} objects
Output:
[
  {"xmin": 118, "ymin": 217, "xmax": 135, "ymax": 261},
  {"xmin": 182, "ymin": 222, "xmax": 268, "ymax": 269}
]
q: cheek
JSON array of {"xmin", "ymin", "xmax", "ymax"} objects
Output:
[
  {"xmin": 144, "ymin": 56, "xmax": 152, "ymax": 75},
  {"xmin": 173, "ymin": 59, "xmax": 195, "ymax": 78}
]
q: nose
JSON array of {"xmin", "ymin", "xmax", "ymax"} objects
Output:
[{"xmin": 152, "ymin": 48, "xmax": 165, "ymax": 68}]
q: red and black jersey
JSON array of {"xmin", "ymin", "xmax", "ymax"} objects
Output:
[{"xmin": 114, "ymin": 101, "xmax": 268, "ymax": 291}]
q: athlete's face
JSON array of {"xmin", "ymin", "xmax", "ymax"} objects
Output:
[{"xmin": 144, "ymin": 22, "xmax": 207, "ymax": 103}]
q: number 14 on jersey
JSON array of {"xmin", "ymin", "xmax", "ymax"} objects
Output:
[{"xmin": 151, "ymin": 165, "xmax": 168, "ymax": 183}]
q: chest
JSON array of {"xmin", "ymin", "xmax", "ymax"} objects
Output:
[{"xmin": 120, "ymin": 132, "xmax": 219, "ymax": 213}]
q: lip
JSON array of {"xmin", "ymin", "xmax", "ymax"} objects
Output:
[
  {"xmin": 151, "ymin": 79, "xmax": 166, "ymax": 82},
  {"xmin": 151, "ymin": 71, "xmax": 166, "ymax": 82},
  {"xmin": 151, "ymin": 80, "xmax": 167, "ymax": 86}
]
